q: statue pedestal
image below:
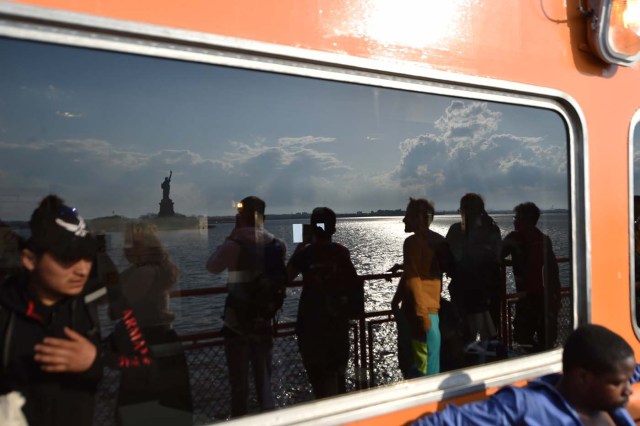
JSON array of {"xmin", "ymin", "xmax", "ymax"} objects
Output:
[{"xmin": 158, "ymin": 198, "xmax": 175, "ymax": 216}]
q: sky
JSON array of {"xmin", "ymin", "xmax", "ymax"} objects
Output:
[{"xmin": 0, "ymin": 37, "xmax": 569, "ymax": 220}]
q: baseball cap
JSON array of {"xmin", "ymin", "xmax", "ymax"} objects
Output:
[{"xmin": 27, "ymin": 195, "xmax": 98, "ymax": 262}]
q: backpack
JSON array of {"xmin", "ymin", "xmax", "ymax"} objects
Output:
[
  {"xmin": 226, "ymin": 238, "xmax": 287, "ymax": 329},
  {"xmin": 299, "ymin": 243, "xmax": 364, "ymax": 321}
]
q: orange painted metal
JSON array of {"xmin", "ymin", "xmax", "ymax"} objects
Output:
[{"xmin": 5, "ymin": 0, "xmax": 620, "ymax": 80}]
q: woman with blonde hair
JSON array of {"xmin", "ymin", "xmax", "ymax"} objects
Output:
[
  {"xmin": 121, "ymin": 221, "xmax": 177, "ymax": 327},
  {"xmin": 114, "ymin": 221, "xmax": 192, "ymax": 425}
]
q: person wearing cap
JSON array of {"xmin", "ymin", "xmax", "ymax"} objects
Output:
[
  {"xmin": 287, "ymin": 207, "xmax": 364, "ymax": 399},
  {"xmin": 0, "ymin": 195, "xmax": 102, "ymax": 426},
  {"xmin": 206, "ymin": 195, "xmax": 287, "ymax": 417},
  {"xmin": 410, "ymin": 324, "xmax": 637, "ymax": 426}
]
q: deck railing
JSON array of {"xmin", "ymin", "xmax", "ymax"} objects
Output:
[{"xmin": 95, "ymin": 259, "xmax": 572, "ymax": 425}]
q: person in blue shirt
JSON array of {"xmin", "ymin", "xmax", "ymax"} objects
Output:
[{"xmin": 411, "ymin": 323, "xmax": 637, "ymax": 426}]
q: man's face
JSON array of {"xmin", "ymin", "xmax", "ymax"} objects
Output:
[
  {"xmin": 403, "ymin": 205, "xmax": 418, "ymax": 233},
  {"xmin": 22, "ymin": 250, "xmax": 92, "ymax": 305},
  {"xmin": 585, "ymin": 355, "xmax": 635, "ymax": 411},
  {"xmin": 513, "ymin": 213, "xmax": 523, "ymax": 232}
]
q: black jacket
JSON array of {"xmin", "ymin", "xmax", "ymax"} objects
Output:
[{"xmin": 0, "ymin": 273, "xmax": 102, "ymax": 426}]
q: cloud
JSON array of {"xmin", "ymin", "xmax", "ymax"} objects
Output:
[
  {"xmin": 0, "ymin": 135, "xmax": 353, "ymax": 218},
  {"xmin": 434, "ymin": 101, "xmax": 500, "ymax": 141},
  {"xmin": 56, "ymin": 111, "xmax": 83, "ymax": 118},
  {"xmin": 390, "ymin": 101, "xmax": 568, "ymax": 209},
  {"xmin": 213, "ymin": 136, "xmax": 353, "ymax": 210},
  {"xmin": 277, "ymin": 136, "xmax": 335, "ymax": 148},
  {"xmin": 0, "ymin": 101, "xmax": 569, "ymax": 219}
]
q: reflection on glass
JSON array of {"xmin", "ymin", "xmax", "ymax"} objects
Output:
[
  {"xmin": 633, "ymin": 122, "xmax": 640, "ymax": 326},
  {"xmin": 288, "ymin": 207, "xmax": 364, "ymax": 400},
  {"xmin": 501, "ymin": 201, "xmax": 562, "ymax": 352},
  {"xmin": 115, "ymin": 221, "xmax": 192, "ymax": 424},
  {"xmin": 0, "ymin": 36, "xmax": 571, "ymax": 423},
  {"xmin": 446, "ymin": 193, "xmax": 503, "ymax": 360}
]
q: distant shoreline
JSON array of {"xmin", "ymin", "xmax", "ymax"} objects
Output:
[
  {"xmin": 208, "ymin": 209, "xmax": 569, "ymax": 224},
  {"xmin": 1, "ymin": 209, "xmax": 569, "ymax": 228}
]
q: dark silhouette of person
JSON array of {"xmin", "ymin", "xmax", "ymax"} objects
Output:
[
  {"xmin": 502, "ymin": 202, "xmax": 561, "ymax": 352},
  {"xmin": 388, "ymin": 198, "xmax": 453, "ymax": 377},
  {"xmin": 83, "ymin": 233, "xmax": 120, "ymax": 318},
  {"xmin": 114, "ymin": 221, "xmax": 192, "ymax": 424},
  {"xmin": 445, "ymin": 193, "xmax": 502, "ymax": 358},
  {"xmin": 410, "ymin": 324, "xmax": 637, "ymax": 425},
  {"xmin": 206, "ymin": 196, "xmax": 286, "ymax": 417},
  {"xmin": 0, "ymin": 220, "xmax": 24, "ymax": 281},
  {"xmin": 161, "ymin": 170, "xmax": 172, "ymax": 200},
  {"xmin": 288, "ymin": 207, "xmax": 364, "ymax": 399}
]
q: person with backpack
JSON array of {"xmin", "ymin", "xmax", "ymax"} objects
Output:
[
  {"xmin": 0, "ymin": 195, "xmax": 102, "ymax": 426},
  {"xmin": 287, "ymin": 207, "xmax": 364, "ymax": 399},
  {"xmin": 206, "ymin": 196, "xmax": 287, "ymax": 417}
]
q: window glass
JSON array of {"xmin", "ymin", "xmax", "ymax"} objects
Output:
[
  {"xmin": 0, "ymin": 37, "xmax": 572, "ymax": 423},
  {"xmin": 632, "ymin": 120, "xmax": 640, "ymax": 329}
]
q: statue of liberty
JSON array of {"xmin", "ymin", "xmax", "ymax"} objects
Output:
[
  {"xmin": 161, "ymin": 170, "xmax": 172, "ymax": 200},
  {"xmin": 159, "ymin": 170, "xmax": 175, "ymax": 216}
]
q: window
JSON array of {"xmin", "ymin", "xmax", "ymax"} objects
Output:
[
  {"xmin": 0, "ymin": 34, "xmax": 576, "ymax": 424},
  {"xmin": 631, "ymin": 114, "xmax": 640, "ymax": 332}
]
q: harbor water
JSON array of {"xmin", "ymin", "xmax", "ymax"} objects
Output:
[{"xmin": 99, "ymin": 212, "xmax": 571, "ymax": 336}]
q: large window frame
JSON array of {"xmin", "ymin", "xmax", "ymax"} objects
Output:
[{"xmin": 0, "ymin": 2, "xmax": 589, "ymax": 424}]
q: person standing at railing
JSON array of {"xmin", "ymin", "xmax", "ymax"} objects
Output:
[
  {"xmin": 112, "ymin": 221, "xmax": 192, "ymax": 425},
  {"xmin": 206, "ymin": 196, "xmax": 286, "ymax": 417},
  {"xmin": 502, "ymin": 202, "xmax": 561, "ymax": 352},
  {"xmin": 445, "ymin": 193, "xmax": 502, "ymax": 362},
  {"xmin": 288, "ymin": 207, "xmax": 364, "ymax": 399},
  {"xmin": 389, "ymin": 198, "xmax": 454, "ymax": 377}
]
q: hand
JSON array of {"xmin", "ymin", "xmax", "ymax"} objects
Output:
[
  {"xmin": 415, "ymin": 315, "xmax": 431, "ymax": 337},
  {"xmin": 391, "ymin": 298, "xmax": 399, "ymax": 311},
  {"xmin": 391, "ymin": 291, "xmax": 402, "ymax": 311},
  {"xmin": 387, "ymin": 263, "xmax": 403, "ymax": 274},
  {"xmin": 34, "ymin": 327, "xmax": 97, "ymax": 373}
]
